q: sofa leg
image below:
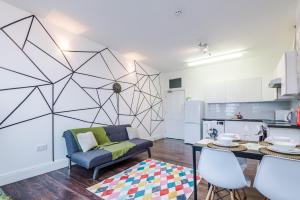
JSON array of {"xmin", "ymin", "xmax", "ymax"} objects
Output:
[
  {"xmin": 68, "ymin": 158, "xmax": 72, "ymax": 170},
  {"xmin": 93, "ymin": 166, "xmax": 101, "ymax": 180},
  {"xmin": 147, "ymin": 148, "xmax": 152, "ymax": 158}
]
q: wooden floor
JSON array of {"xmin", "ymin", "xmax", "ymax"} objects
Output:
[{"xmin": 2, "ymin": 139, "xmax": 264, "ymax": 200}]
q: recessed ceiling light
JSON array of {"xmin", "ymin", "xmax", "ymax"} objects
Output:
[
  {"xmin": 123, "ymin": 52, "xmax": 147, "ymax": 61},
  {"xmin": 45, "ymin": 10, "xmax": 88, "ymax": 35}
]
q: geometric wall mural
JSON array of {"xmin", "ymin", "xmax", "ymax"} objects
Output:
[{"xmin": 0, "ymin": 15, "xmax": 163, "ymax": 161}]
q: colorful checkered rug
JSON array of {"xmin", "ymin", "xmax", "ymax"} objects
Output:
[{"xmin": 87, "ymin": 159, "xmax": 200, "ymax": 200}]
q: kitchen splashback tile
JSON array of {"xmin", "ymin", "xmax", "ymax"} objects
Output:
[{"xmin": 206, "ymin": 101, "xmax": 291, "ymax": 120}]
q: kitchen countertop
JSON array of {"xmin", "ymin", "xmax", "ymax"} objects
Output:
[
  {"xmin": 266, "ymin": 123, "xmax": 300, "ymax": 129},
  {"xmin": 202, "ymin": 118, "xmax": 266, "ymax": 122},
  {"xmin": 203, "ymin": 118, "xmax": 300, "ymax": 129}
]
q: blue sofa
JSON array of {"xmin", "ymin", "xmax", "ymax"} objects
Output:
[{"xmin": 63, "ymin": 124, "xmax": 153, "ymax": 179}]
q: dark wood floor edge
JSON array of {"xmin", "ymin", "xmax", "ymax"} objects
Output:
[
  {"xmin": 1, "ymin": 139, "xmax": 264, "ymax": 200},
  {"xmin": 44, "ymin": 173, "xmax": 93, "ymax": 199},
  {"xmin": 153, "ymin": 138, "xmax": 165, "ymax": 142}
]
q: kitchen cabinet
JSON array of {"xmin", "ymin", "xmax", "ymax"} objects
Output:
[
  {"xmin": 275, "ymin": 51, "xmax": 298, "ymax": 96},
  {"xmin": 225, "ymin": 121, "xmax": 262, "ymax": 141},
  {"xmin": 268, "ymin": 128, "xmax": 300, "ymax": 144},
  {"xmin": 225, "ymin": 121, "xmax": 262, "ymax": 134},
  {"xmin": 226, "ymin": 78, "xmax": 262, "ymax": 102},
  {"xmin": 205, "ymin": 77, "xmax": 263, "ymax": 103},
  {"xmin": 204, "ymin": 82, "xmax": 227, "ymax": 103}
]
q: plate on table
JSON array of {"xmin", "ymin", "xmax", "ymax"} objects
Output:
[
  {"xmin": 267, "ymin": 146, "xmax": 300, "ymax": 155},
  {"xmin": 213, "ymin": 141, "xmax": 239, "ymax": 147},
  {"xmin": 265, "ymin": 136, "xmax": 295, "ymax": 144}
]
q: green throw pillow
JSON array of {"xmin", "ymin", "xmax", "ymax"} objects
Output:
[{"xmin": 70, "ymin": 127, "xmax": 111, "ymax": 151}]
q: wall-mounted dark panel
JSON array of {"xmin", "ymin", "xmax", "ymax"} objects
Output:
[{"xmin": 169, "ymin": 78, "xmax": 182, "ymax": 89}]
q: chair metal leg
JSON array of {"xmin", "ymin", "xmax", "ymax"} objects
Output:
[
  {"xmin": 147, "ymin": 148, "xmax": 151, "ymax": 158},
  {"xmin": 230, "ymin": 190, "xmax": 235, "ymax": 200},
  {"xmin": 206, "ymin": 185, "xmax": 213, "ymax": 200},
  {"xmin": 235, "ymin": 190, "xmax": 242, "ymax": 200},
  {"xmin": 68, "ymin": 158, "xmax": 72, "ymax": 170},
  {"xmin": 210, "ymin": 186, "xmax": 215, "ymax": 200},
  {"xmin": 242, "ymin": 188, "xmax": 247, "ymax": 200}
]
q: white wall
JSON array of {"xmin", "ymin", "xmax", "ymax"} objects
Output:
[
  {"xmin": 0, "ymin": 1, "xmax": 164, "ymax": 186},
  {"xmin": 296, "ymin": 0, "xmax": 300, "ymax": 78}
]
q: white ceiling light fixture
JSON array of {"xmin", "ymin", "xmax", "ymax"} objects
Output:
[{"xmin": 187, "ymin": 50, "xmax": 246, "ymax": 67}]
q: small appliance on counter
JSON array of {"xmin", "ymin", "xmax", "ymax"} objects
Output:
[
  {"xmin": 203, "ymin": 120, "xmax": 225, "ymax": 139},
  {"xmin": 258, "ymin": 124, "xmax": 268, "ymax": 142},
  {"xmin": 234, "ymin": 112, "xmax": 243, "ymax": 120},
  {"xmin": 297, "ymin": 107, "xmax": 300, "ymax": 126},
  {"xmin": 287, "ymin": 110, "xmax": 297, "ymax": 125},
  {"xmin": 275, "ymin": 108, "xmax": 300, "ymax": 127}
]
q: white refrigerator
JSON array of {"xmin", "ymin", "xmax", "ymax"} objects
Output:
[{"xmin": 184, "ymin": 100, "xmax": 205, "ymax": 144}]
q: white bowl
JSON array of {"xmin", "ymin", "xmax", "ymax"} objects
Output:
[
  {"xmin": 217, "ymin": 136, "xmax": 234, "ymax": 146},
  {"xmin": 273, "ymin": 141, "xmax": 297, "ymax": 151},
  {"xmin": 222, "ymin": 133, "xmax": 240, "ymax": 140}
]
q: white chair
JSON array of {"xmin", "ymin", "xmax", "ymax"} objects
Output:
[
  {"xmin": 253, "ymin": 155, "xmax": 300, "ymax": 200},
  {"xmin": 198, "ymin": 147, "xmax": 250, "ymax": 200}
]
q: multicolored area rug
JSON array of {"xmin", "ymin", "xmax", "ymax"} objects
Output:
[{"xmin": 87, "ymin": 159, "xmax": 200, "ymax": 200}]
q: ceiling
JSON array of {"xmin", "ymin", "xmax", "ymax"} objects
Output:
[{"xmin": 3, "ymin": 0, "xmax": 298, "ymax": 72}]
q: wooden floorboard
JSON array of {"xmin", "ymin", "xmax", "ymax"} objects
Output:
[{"xmin": 2, "ymin": 138, "xmax": 264, "ymax": 200}]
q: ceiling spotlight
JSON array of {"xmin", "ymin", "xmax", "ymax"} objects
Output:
[
  {"xmin": 198, "ymin": 42, "xmax": 209, "ymax": 54},
  {"xmin": 174, "ymin": 10, "xmax": 183, "ymax": 16}
]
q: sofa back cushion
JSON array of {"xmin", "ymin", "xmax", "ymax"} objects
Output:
[{"xmin": 104, "ymin": 124, "xmax": 131, "ymax": 142}]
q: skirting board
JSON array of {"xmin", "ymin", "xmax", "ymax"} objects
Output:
[{"xmin": 0, "ymin": 159, "xmax": 68, "ymax": 186}]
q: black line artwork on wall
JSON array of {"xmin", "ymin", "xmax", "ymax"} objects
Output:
[{"xmin": 0, "ymin": 15, "xmax": 163, "ymax": 161}]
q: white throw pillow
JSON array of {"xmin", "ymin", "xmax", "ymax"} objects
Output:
[
  {"xmin": 126, "ymin": 127, "xmax": 140, "ymax": 139},
  {"xmin": 76, "ymin": 132, "xmax": 98, "ymax": 152}
]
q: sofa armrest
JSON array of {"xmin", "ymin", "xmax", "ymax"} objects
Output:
[{"xmin": 63, "ymin": 130, "xmax": 80, "ymax": 155}]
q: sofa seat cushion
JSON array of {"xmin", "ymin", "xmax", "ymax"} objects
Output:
[
  {"xmin": 70, "ymin": 138, "xmax": 153, "ymax": 169},
  {"xmin": 125, "ymin": 139, "xmax": 153, "ymax": 155},
  {"xmin": 71, "ymin": 149, "xmax": 112, "ymax": 169}
]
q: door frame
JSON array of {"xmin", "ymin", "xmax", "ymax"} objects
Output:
[{"xmin": 163, "ymin": 89, "xmax": 186, "ymax": 140}]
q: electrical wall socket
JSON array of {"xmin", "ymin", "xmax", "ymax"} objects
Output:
[{"xmin": 36, "ymin": 144, "xmax": 47, "ymax": 152}]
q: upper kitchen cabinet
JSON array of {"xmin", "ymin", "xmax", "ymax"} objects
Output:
[
  {"xmin": 205, "ymin": 77, "xmax": 263, "ymax": 103},
  {"xmin": 279, "ymin": 52, "xmax": 298, "ymax": 96},
  {"xmin": 204, "ymin": 81, "xmax": 227, "ymax": 103},
  {"xmin": 226, "ymin": 78, "xmax": 262, "ymax": 102},
  {"xmin": 269, "ymin": 51, "xmax": 299, "ymax": 96}
]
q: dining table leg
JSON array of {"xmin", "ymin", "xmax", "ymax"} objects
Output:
[{"xmin": 193, "ymin": 147, "xmax": 198, "ymax": 200}]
